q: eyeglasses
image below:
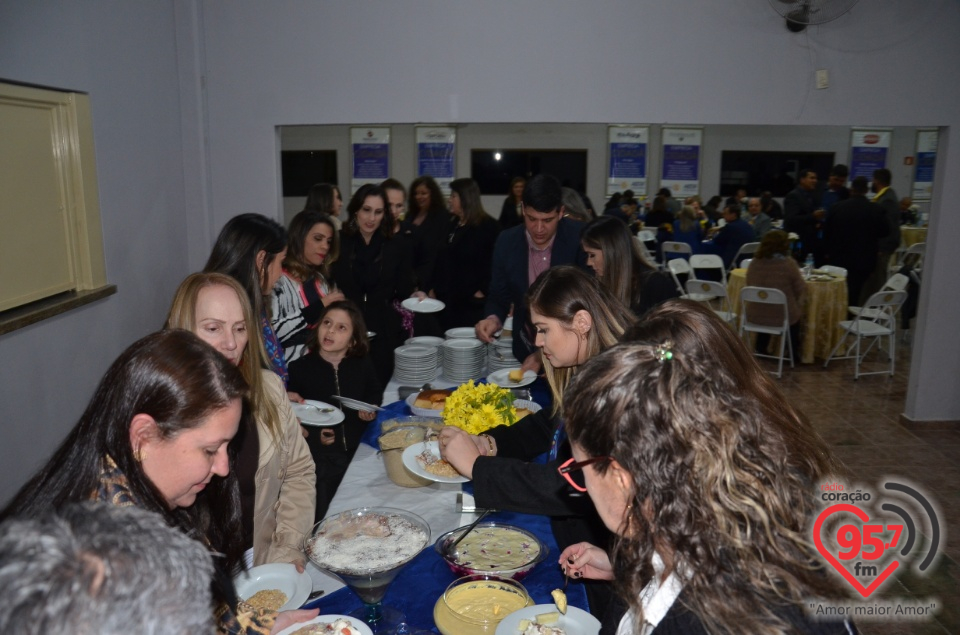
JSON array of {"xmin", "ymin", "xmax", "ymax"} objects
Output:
[{"xmin": 557, "ymin": 456, "xmax": 613, "ymax": 493}]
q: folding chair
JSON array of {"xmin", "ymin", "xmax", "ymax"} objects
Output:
[
  {"xmin": 690, "ymin": 254, "xmax": 727, "ymax": 286},
  {"xmin": 849, "ymin": 273, "xmax": 908, "ymax": 325},
  {"xmin": 660, "ymin": 241, "xmax": 693, "ymax": 268},
  {"xmin": 823, "ymin": 290, "xmax": 908, "ymax": 379},
  {"xmin": 729, "ymin": 241, "xmax": 760, "ymax": 270},
  {"xmin": 739, "ymin": 286, "xmax": 794, "ymax": 378},
  {"xmin": 740, "ymin": 258, "xmax": 753, "ymax": 270},
  {"xmin": 891, "ymin": 242, "xmax": 925, "ymax": 274},
  {"xmin": 633, "ymin": 236, "xmax": 656, "ymax": 265},
  {"xmin": 667, "ymin": 258, "xmax": 696, "ymax": 296},
  {"xmin": 685, "ymin": 279, "xmax": 736, "ymax": 324}
]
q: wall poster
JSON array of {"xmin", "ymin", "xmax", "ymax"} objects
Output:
[
  {"xmin": 607, "ymin": 126, "xmax": 648, "ymax": 196},
  {"xmin": 660, "ymin": 127, "xmax": 702, "ymax": 197},
  {"xmin": 351, "ymin": 127, "xmax": 390, "ymax": 193}
]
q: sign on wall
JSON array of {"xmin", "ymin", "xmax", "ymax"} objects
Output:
[
  {"xmin": 416, "ymin": 126, "xmax": 456, "ymax": 193},
  {"xmin": 351, "ymin": 127, "xmax": 390, "ymax": 193},
  {"xmin": 660, "ymin": 128, "xmax": 702, "ymax": 197},
  {"xmin": 849, "ymin": 129, "xmax": 891, "ymax": 181},
  {"xmin": 607, "ymin": 126, "xmax": 648, "ymax": 196},
  {"xmin": 912, "ymin": 129, "xmax": 938, "ymax": 201}
]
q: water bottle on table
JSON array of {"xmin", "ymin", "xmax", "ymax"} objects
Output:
[{"xmin": 803, "ymin": 253, "xmax": 814, "ymax": 277}]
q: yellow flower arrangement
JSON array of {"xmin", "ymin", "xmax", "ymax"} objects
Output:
[{"xmin": 441, "ymin": 380, "xmax": 518, "ymax": 434}]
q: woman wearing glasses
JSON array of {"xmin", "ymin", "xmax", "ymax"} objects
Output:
[
  {"xmin": 558, "ymin": 300, "xmax": 852, "ymax": 635},
  {"xmin": 439, "ymin": 266, "xmax": 636, "ymax": 631}
]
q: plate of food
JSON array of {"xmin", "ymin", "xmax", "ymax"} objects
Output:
[
  {"xmin": 234, "ymin": 563, "xmax": 312, "ymax": 612},
  {"xmin": 487, "ymin": 368, "xmax": 537, "ymax": 388},
  {"xmin": 330, "ymin": 396, "xmax": 384, "ymax": 412},
  {"xmin": 405, "ymin": 388, "xmax": 453, "ymax": 417},
  {"xmin": 275, "ymin": 614, "xmax": 373, "ymax": 635},
  {"xmin": 401, "ymin": 441, "xmax": 468, "ymax": 483},
  {"xmin": 495, "ymin": 604, "xmax": 600, "ymax": 635},
  {"xmin": 401, "ymin": 297, "xmax": 446, "ymax": 313},
  {"xmin": 290, "ymin": 400, "xmax": 345, "ymax": 427}
]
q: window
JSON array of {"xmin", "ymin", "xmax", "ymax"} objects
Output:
[
  {"xmin": 0, "ymin": 81, "xmax": 110, "ymax": 322},
  {"xmin": 280, "ymin": 150, "xmax": 338, "ymax": 197},
  {"xmin": 719, "ymin": 150, "xmax": 835, "ymax": 197},
  {"xmin": 470, "ymin": 149, "xmax": 588, "ymax": 194}
]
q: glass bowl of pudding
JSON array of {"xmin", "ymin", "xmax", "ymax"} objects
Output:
[
  {"xmin": 433, "ymin": 575, "xmax": 531, "ymax": 635},
  {"xmin": 434, "ymin": 522, "xmax": 547, "ymax": 580}
]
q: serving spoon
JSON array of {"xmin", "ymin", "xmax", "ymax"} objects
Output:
[{"xmin": 443, "ymin": 509, "xmax": 492, "ymax": 556}]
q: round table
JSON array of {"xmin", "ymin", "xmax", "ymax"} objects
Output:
[
  {"xmin": 727, "ymin": 268, "xmax": 848, "ymax": 364},
  {"xmin": 900, "ymin": 225, "xmax": 927, "ymax": 247}
]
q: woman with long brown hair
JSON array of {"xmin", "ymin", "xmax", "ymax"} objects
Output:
[
  {"xmin": 271, "ymin": 210, "xmax": 345, "ymax": 364},
  {"xmin": 559, "ymin": 300, "xmax": 851, "ymax": 634},
  {"xmin": 433, "ymin": 177, "xmax": 500, "ymax": 329}
]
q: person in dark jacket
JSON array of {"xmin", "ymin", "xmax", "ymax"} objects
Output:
[
  {"xmin": 499, "ymin": 176, "xmax": 525, "ymax": 229},
  {"xmin": 823, "ymin": 176, "xmax": 891, "ymax": 304},
  {"xmin": 783, "ymin": 169, "xmax": 825, "ymax": 265},
  {"xmin": 706, "ymin": 204, "xmax": 756, "ymax": 269},
  {"xmin": 440, "ymin": 267, "xmax": 637, "ymax": 633},
  {"xmin": 288, "ymin": 301, "xmax": 381, "ymax": 521}
]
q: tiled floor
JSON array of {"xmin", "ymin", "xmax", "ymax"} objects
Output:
[{"xmin": 765, "ymin": 340, "xmax": 959, "ymax": 634}]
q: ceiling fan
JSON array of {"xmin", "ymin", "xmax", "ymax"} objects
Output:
[{"xmin": 768, "ymin": 0, "xmax": 859, "ymax": 32}]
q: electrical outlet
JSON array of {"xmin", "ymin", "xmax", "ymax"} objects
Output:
[{"xmin": 816, "ymin": 69, "xmax": 829, "ymax": 90}]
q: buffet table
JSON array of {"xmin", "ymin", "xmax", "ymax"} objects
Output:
[
  {"xmin": 304, "ymin": 398, "xmax": 588, "ymax": 633},
  {"xmin": 727, "ymin": 268, "xmax": 848, "ymax": 364}
]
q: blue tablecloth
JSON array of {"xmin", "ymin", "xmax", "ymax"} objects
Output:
[{"xmin": 306, "ymin": 380, "xmax": 587, "ymax": 632}]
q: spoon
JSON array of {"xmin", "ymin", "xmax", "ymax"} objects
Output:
[{"xmin": 444, "ymin": 509, "xmax": 492, "ymax": 556}]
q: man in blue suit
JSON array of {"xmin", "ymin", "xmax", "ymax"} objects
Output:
[
  {"xmin": 475, "ymin": 174, "xmax": 586, "ymax": 369},
  {"xmin": 709, "ymin": 204, "xmax": 757, "ymax": 269}
]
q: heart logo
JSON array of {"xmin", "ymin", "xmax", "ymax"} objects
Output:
[{"xmin": 813, "ymin": 504, "xmax": 900, "ymax": 598}]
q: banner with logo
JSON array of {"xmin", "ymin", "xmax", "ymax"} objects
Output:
[
  {"xmin": 607, "ymin": 126, "xmax": 648, "ymax": 196},
  {"xmin": 351, "ymin": 127, "xmax": 390, "ymax": 193},
  {"xmin": 660, "ymin": 128, "xmax": 702, "ymax": 197},
  {"xmin": 912, "ymin": 129, "xmax": 938, "ymax": 201},
  {"xmin": 416, "ymin": 126, "xmax": 456, "ymax": 193},
  {"xmin": 849, "ymin": 129, "xmax": 891, "ymax": 181}
]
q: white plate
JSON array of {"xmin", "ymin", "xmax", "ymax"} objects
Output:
[
  {"xmin": 405, "ymin": 393, "xmax": 445, "ymax": 418},
  {"xmin": 495, "ymin": 604, "xmax": 600, "ymax": 635},
  {"xmin": 290, "ymin": 400, "xmax": 345, "ymax": 427},
  {"xmin": 445, "ymin": 327, "xmax": 478, "ymax": 339},
  {"xmin": 234, "ymin": 563, "xmax": 312, "ymax": 612},
  {"xmin": 331, "ymin": 396, "xmax": 384, "ymax": 412},
  {"xmin": 401, "ymin": 441, "xmax": 469, "ymax": 483},
  {"xmin": 275, "ymin": 614, "xmax": 374, "ymax": 635},
  {"xmin": 406, "ymin": 335, "xmax": 445, "ymax": 347},
  {"xmin": 402, "ymin": 297, "xmax": 446, "ymax": 313},
  {"xmin": 487, "ymin": 369, "xmax": 537, "ymax": 388}
]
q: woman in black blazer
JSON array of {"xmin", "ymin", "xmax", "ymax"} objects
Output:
[
  {"xmin": 331, "ymin": 184, "xmax": 416, "ymax": 385},
  {"xmin": 433, "ymin": 178, "xmax": 501, "ymax": 330}
]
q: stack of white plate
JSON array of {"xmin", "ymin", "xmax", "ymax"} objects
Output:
[
  {"xmin": 441, "ymin": 338, "xmax": 486, "ymax": 382},
  {"xmin": 394, "ymin": 344, "xmax": 440, "ymax": 385},
  {"xmin": 405, "ymin": 335, "xmax": 445, "ymax": 366},
  {"xmin": 487, "ymin": 339, "xmax": 519, "ymax": 372},
  {"xmin": 444, "ymin": 327, "xmax": 477, "ymax": 340}
]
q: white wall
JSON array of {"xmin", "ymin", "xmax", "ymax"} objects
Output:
[
  {"xmin": 0, "ymin": 1, "xmax": 194, "ymax": 504},
  {"xmin": 0, "ymin": 0, "xmax": 957, "ymax": 504}
]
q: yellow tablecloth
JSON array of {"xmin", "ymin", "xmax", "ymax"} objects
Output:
[
  {"xmin": 727, "ymin": 268, "xmax": 848, "ymax": 364},
  {"xmin": 900, "ymin": 226, "xmax": 927, "ymax": 247}
]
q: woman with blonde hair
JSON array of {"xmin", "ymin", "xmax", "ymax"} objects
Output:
[
  {"xmin": 559, "ymin": 300, "xmax": 850, "ymax": 634},
  {"xmin": 440, "ymin": 266, "xmax": 636, "ymax": 629},
  {"xmin": 581, "ymin": 216, "xmax": 678, "ymax": 317},
  {"xmin": 166, "ymin": 272, "xmax": 316, "ymax": 570},
  {"xmin": 272, "ymin": 211, "xmax": 345, "ymax": 364}
]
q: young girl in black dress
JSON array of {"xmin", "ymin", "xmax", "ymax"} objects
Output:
[{"xmin": 287, "ymin": 300, "xmax": 382, "ymax": 521}]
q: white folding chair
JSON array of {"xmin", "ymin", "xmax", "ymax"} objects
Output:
[
  {"xmin": 729, "ymin": 241, "xmax": 760, "ymax": 270},
  {"xmin": 661, "ymin": 241, "xmax": 693, "ymax": 268},
  {"xmin": 849, "ymin": 273, "xmax": 908, "ymax": 325},
  {"xmin": 819, "ymin": 265, "xmax": 847, "ymax": 278},
  {"xmin": 690, "ymin": 254, "xmax": 727, "ymax": 286},
  {"xmin": 891, "ymin": 242, "xmax": 925, "ymax": 274},
  {"xmin": 667, "ymin": 258, "xmax": 696, "ymax": 296},
  {"xmin": 823, "ymin": 290, "xmax": 908, "ymax": 379},
  {"xmin": 739, "ymin": 286, "xmax": 794, "ymax": 378},
  {"xmin": 685, "ymin": 279, "xmax": 736, "ymax": 324},
  {"xmin": 633, "ymin": 236, "xmax": 656, "ymax": 265},
  {"xmin": 740, "ymin": 258, "xmax": 753, "ymax": 270}
]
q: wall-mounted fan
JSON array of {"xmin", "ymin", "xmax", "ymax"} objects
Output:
[{"xmin": 768, "ymin": 0, "xmax": 859, "ymax": 32}]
